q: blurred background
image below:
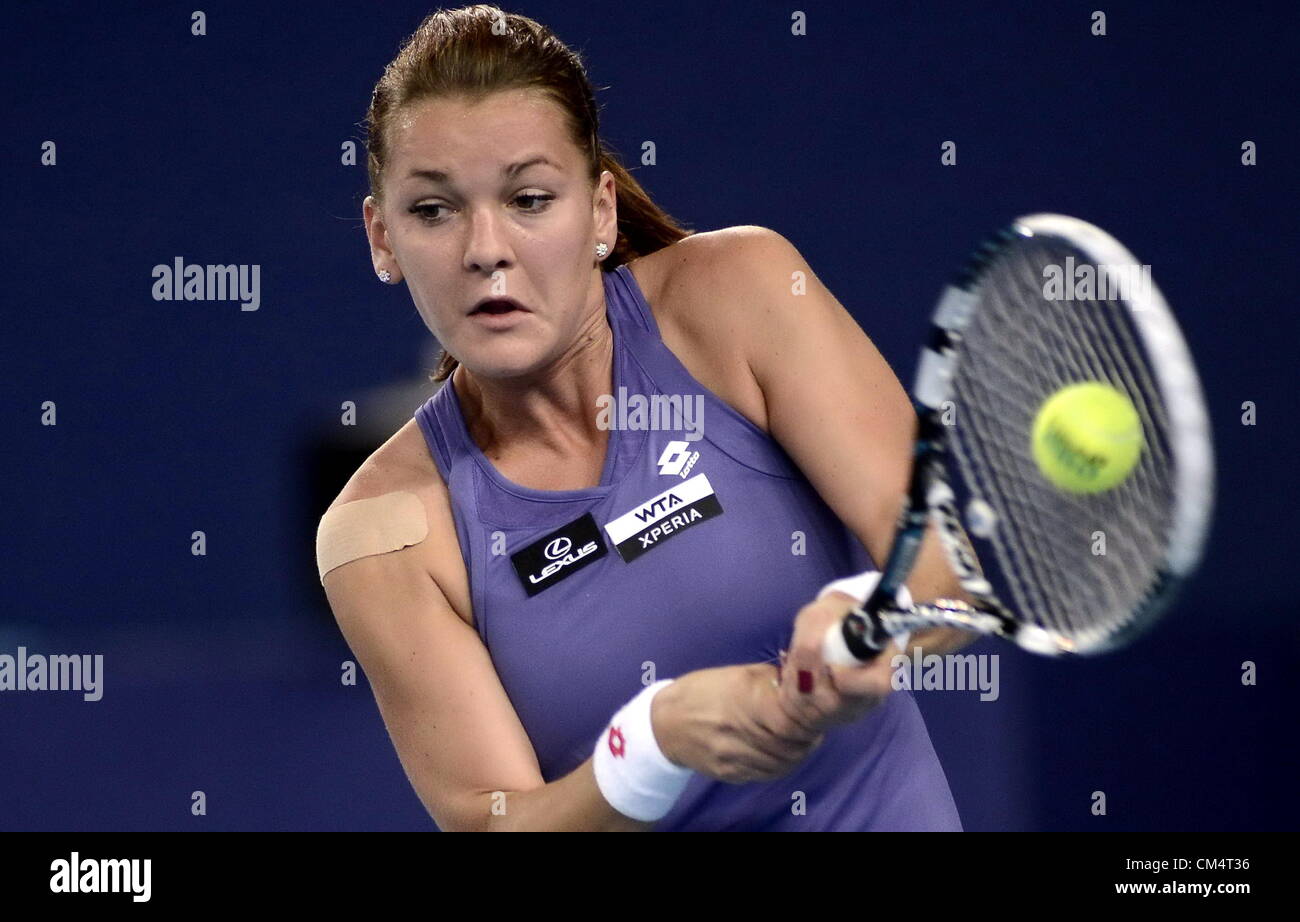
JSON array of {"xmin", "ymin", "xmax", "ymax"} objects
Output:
[{"xmin": 2, "ymin": 0, "xmax": 1296, "ymax": 830}]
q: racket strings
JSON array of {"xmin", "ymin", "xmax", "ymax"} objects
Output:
[
  {"xmin": 1008, "ymin": 250, "xmax": 1172, "ymax": 626},
  {"xmin": 954, "ymin": 252, "xmax": 1106, "ymax": 620},
  {"xmin": 955, "ymin": 336, "xmax": 1125, "ymax": 644},
  {"xmin": 1022, "ymin": 252, "xmax": 1177, "ymax": 615},
  {"xmin": 967, "ymin": 244, "xmax": 1172, "ymax": 640},
  {"xmin": 954, "ymin": 324, "xmax": 1087, "ymax": 629},
  {"xmin": 957, "ymin": 325, "xmax": 1149, "ymax": 644},
  {"xmin": 1025, "ymin": 250, "xmax": 1174, "ymax": 501},
  {"xmin": 945, "ymin": 238, "xmax": 1176, "ymax": 645},
  {"xmin": 1008, "ymin": 246, "xmax": 1174, "ymax": 565}
]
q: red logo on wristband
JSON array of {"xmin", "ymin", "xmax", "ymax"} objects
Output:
[{"xmin": 607, "ymin": 726, "xmax": 626, "ymax": 758}]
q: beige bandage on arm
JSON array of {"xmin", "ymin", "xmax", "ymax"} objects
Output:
[{"xmin": 316, "ymin": 491, "xmax": 429, "ymax": 583}]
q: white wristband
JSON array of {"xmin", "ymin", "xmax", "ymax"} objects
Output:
[
  {"xmin": 818, "ymin": 570, "xmax": 912, "ymax": 654},
  {"xmin": 592, "ymin": 679, "xmax": 694, "ymax": 822}
]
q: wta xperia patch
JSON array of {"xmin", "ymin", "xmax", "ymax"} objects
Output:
[
  {"xmin": 603, "ymin": 473, "xmax": 723, "ymax": 563},
  {"xmin": 510, "ymin": 512, "xmax": 608, "ymax": 597}
]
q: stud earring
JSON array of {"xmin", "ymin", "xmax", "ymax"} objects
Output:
[
  {"xmin": 595, "ymin": 242, "xmax": 609, "ymax": 260},
  {"xmin": 377, "ymin": 269, "xmax": 392, "ymax": 283}
]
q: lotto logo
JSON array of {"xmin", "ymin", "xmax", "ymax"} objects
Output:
[
  {"xmin": 607, "ymin": 726, "xmax": 626, "ymax": 758},
  {"xmin": 657, "ymin": 440, "xmax": 700, "ymax": 477}
]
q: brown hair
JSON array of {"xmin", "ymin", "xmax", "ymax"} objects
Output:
[{"xmin": 365, "ymin": 4, "xmax": 694, "ymax": 382}]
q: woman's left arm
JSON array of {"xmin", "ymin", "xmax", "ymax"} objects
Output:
[{"xmin": 692, "ymin": 226, "xmax": 975, "ymax": 658}]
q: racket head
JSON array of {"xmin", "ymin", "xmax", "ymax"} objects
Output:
[{"xmin": 914, "ymin": 214, "xmax": 1214, "ymax": 655}]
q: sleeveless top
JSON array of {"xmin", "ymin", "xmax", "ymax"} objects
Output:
[{"xmin": 414, "ymin": 263, "xmax": 962, "ymax": 831}]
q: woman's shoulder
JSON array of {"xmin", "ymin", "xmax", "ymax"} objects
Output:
[
  {"xmin": 327, "ymin": 416, "xmax": 445, "ymax": 506},
  {"xmin": 323, "ymin": 417, "xmax": 474, "ymax": 626},
  {"xmin": 628, "ymin": 225, "xmax": 785, "ymax": 309},
  {"xmin": 627, "ymin": 226, "xmax": 788, "ymax": 435}
]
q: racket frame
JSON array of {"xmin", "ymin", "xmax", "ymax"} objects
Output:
[{"xmin": 836, "ymin": 215, "xmax": 1214, "ymax": 661}]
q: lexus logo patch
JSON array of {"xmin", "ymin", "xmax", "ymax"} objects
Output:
[
  {"xmin": 603, "ymin": 472, "xmax": 723, "ymax": 563},
  {"xmin": 510, "ymin": 512, "xmax": 608, "ymax": 596}
]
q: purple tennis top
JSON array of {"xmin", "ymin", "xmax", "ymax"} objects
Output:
[{"xmin": 414, "ymin": 263, "xmax": 962, "ymax": 831}]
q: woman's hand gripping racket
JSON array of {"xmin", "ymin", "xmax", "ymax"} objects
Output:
[{"xmin": 824, "ymin": 214, "xmax": 1215, "ymax": 665}]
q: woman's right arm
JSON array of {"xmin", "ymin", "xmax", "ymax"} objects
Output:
[
  {"xmin": 323, "ymin": 518, "xmax": 655, "ymax": 831},
  {"xmin": 321, "ymin": 475, "xmax": 828, "ymax": 831}
]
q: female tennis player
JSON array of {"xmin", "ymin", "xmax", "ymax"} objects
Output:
[{"xmin": 318, "ymin": 5, "xmax": 976, "ymax": 831}]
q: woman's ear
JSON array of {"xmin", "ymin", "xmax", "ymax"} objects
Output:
[
  {"xmin": 363, "ymin": 195, "xmax": 401, "ymax": 283},
  {"xmin": 593, "ymin": 170, "xmax": 617, "ymax": 249}
]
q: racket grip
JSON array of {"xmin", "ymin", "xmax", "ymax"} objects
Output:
[
  {"xmin": 822, "ymin": 612, "xmax": 884, "ymax": 666},
  {"xmin": 818, "ymin": 572, "xmax": 913, "ymax": 665},
  {"xmin": 822, "ymin": 615, "xmax": 865, "ymax": 666}
]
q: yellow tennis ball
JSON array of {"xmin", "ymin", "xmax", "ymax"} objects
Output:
[{"xmin": 1031, "ymin": 382, "xmax": 1144, "ymax": 493}]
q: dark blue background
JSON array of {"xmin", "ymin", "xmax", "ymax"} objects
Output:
[{"xmin": 3, "ymin": 1, "xmax": 1296, "ymax": 830}]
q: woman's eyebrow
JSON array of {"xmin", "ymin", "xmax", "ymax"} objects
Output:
[{"xmin": 406, "ymin": 155, "xmax": 559, "ymax": 184}]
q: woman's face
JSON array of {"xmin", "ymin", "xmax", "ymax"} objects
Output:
[{"xmin": 365, "ymin": 88, "xmax": 616, "ymax": 379}]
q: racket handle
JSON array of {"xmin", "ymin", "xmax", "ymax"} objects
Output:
[
  {"xmin": 819, "ymin": 572, "xmax": 914, "ymax": 665},
  {"xmin": 822, "ymin": 611, "xmax": 886, "ymax": 666},
  {"xmin": 822, "ymin": 616, "xmax": 864, "ymax": 666}
]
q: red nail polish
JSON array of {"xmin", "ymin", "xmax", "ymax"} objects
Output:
[{"xmin": 798, "ymin": 670, "xmax": 814, "ymax": 694}]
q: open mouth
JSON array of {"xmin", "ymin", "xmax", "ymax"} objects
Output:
[
  {"xmin": 471, "ymin": 296, "xmax": 530, "ymax": 316},
  {"xmin": 473, "ymin": 300, "xmax": 521, "ymax": 315}
]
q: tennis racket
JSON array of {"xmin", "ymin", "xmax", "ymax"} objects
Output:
[{"xmin": 824, "ymin": 213, "xmax": 1214, "ymax": 664}]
